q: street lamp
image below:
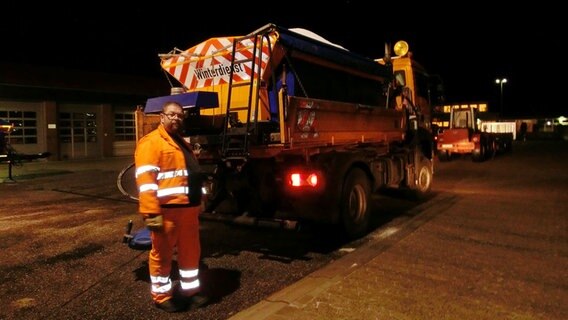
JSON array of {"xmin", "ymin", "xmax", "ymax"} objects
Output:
[{"xmin": 495, "ymin": 78, "xmax": 507, "ymax": 116}]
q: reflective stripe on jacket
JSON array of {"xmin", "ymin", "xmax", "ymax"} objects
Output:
[{"xmin": 135, "ymin": 124, "xmax": 194, "ymax": 214}]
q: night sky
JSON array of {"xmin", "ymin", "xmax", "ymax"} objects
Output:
[{"xmin": 2, "ymin": 2, "xmax": 562, "ymax": 118}]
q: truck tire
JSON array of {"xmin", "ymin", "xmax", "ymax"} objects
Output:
[
  {"xmin": 413, "ymin": 158, "xmax": 433, "ymax": 199},
  {"xmin": 340, "ymin": 168, "xmax": 371, "ymax": 239},
  {"xmin": 204, "ymin": 174, "xmax": 231, "ymax": 214},
  {"xmin": 489, "ymin": 140, "xmax": 497, "ymax": 159},
  {"xmin": 472, "ymin": 144, "xmax": 486, "ymax": 162}
]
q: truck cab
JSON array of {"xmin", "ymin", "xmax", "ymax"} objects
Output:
[{"xmin": 377, "ymin": 40, "xmax": 444, "ymax": 132}]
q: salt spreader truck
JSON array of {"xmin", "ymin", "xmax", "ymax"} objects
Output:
[{"xmin": 133, "ymin": 24, "xmax": 434, "ymax": 239}]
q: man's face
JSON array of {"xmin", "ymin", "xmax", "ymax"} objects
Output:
[{"xmin": 161, "ymin": 104, "xmax": 184, "ymax": 134}]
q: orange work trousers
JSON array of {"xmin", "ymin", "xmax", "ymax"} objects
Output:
[{"xmin": 148, "ymin": 206, "xmax": 201, "ymax": 303}]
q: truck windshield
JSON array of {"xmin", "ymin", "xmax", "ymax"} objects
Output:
[{"xmin": 453, "ymin": 110, "xmax": 470, "ymax": 128}]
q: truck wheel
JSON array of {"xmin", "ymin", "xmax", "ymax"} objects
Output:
[
  {"xmin": 490, "ymin": 140, "xmax": 497, "ymax": 158},
  {"xmin": 413, "ymin": 158, "xmax": 433, "ymax": 199},
  {"xmin": 204, "ymin": 175, "xmax": 229, "ymax": 213},
  {"xmin": 472, "ymin": 144, "xmax": 485, "ymax": 162},
  {"xmin": 340, "ymin": 168, "xmax": 371, "ymax": 239}
]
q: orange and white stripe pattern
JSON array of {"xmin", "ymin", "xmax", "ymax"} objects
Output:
[{"xmin": 161, "ymin": 32, "xmax": 278, "ymax": 91}]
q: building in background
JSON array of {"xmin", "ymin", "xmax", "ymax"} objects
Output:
[{"xmin": 0, "ymin": 63, "xmax": 169, "ymax": 160}]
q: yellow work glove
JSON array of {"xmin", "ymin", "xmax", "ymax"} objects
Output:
[{"xmin": 143, "ymin": 214, "xmax": 163, "ymax": 231}]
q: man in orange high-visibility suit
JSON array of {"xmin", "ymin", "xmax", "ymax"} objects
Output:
[{"xmin": 135, "ymin": 101, "xmax": 209, "ymax": 313}]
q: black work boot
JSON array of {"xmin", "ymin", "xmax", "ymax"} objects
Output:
[
  {"xmin": 187, "ymin": 293, "xmax": 211, "ymax": 310},
  {"xmin": 155, "ymin": 298, "xmax": 185, "ymax": 313}
]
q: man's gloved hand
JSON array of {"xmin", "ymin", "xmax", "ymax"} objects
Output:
[{"xmin": 143, "ymin": 214, "xmax": 163, "ymax": 231}]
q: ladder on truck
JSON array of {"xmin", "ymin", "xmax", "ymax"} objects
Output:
[{"xmin": 222, "ymin": 32, "xmax": 272, "ymax": 161}]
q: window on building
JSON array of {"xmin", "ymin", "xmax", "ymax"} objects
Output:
[
  {"xmin": 59, "ymin": 112, "xmax": 97, "ymax": 143},
  {"xmin": 114, "ymin": 112, "xmax": 136, "ymax": 141},
  {"xmin": 0, "ymin": 110, "xmax": 38, "ymax": 145}
]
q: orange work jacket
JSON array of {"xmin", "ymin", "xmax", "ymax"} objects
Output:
[{"xmin": 135, "ymin": 124, "xmax": 196, "ymax": 215}]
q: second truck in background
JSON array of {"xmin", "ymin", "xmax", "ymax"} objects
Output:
[{"xmin": 436, "ymin": 103, "xmax": 514, "ymax": 162}]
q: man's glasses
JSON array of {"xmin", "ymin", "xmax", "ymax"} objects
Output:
[{"xmin": 162, "ymin": 112, "xmax": 184, "ymax": 120}]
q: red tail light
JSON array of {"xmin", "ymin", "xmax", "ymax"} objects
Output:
[
  {"xmin": 307, "ymin": 174, "xmax": 318, "ymax": 187},
  {"xmin": 287, "ymin": 171, "xmax": 321, "ymax": 188},
  {"xmin": 290, "ymin": 173, "xmax": 302, "ymax": 186}
]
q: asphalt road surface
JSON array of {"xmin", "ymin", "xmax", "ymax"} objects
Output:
[{"xmin": 1, "ymin": 139, "xmax": 566, "ymax": 319}]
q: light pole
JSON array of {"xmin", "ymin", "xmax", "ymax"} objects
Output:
[{"xmin": 495, "ymin": 78, "xmax": 507, "ymax": 116}]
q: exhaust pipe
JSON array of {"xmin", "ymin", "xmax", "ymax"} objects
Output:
[{"xmin": 199, "ymin": 212, "xmax": 299, "ymax": 231}]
